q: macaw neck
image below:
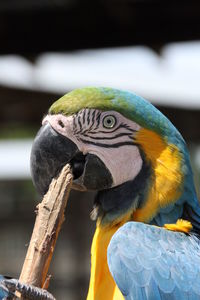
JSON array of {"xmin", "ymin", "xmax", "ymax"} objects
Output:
[
  {"xmin": 94, "ymin": 154, "xmax": 152, "ymax": 225},
  {"xmin": 87, "ymin": 216, "xmax": 131, "ymax": 300}
]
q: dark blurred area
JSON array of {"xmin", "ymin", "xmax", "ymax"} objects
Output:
[
  {"xmin": 0, "ymin": 1, "xmax": 200, "ymax": 299},
  {"xmin": 1, "ymin": 0, "xmax": 200, "ymax": 54}
]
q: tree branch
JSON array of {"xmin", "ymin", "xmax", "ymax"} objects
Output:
[{"xmin": 19, "ymin": 164, "xmax": 73, "ymax": 290}]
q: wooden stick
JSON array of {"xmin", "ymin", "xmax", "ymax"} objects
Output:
[{"xmin": 19, "ymin": 164, "xmax": 73, "ymax": 289}]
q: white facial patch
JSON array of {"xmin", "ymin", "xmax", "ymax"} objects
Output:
[{"xmin": 43, "ymin": 110, "xmax": 143, "ymax": 188}]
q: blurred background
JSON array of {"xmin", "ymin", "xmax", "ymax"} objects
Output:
[{"xmin": 0, "ymin": 0, "xmax": 200, "ymax": 299}]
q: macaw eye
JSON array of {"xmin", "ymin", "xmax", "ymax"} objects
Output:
[{"xmin": 103, "ymin": 115, "xmax": 116, "ymax": 128}]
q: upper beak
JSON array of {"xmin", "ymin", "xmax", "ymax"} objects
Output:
[{"xmin": 30, "ymin": 123, "xmax": 80, "ymax": 195}]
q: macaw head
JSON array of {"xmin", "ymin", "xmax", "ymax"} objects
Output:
[{"xmin": 31, "ymin": 87, "xmax": 198, "ymax": 228}]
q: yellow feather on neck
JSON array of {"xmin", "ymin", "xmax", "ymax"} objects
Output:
[
  {"xmin": 164, "ymin": 219, "xmax": 192, "ymax": 233},
  {"xmin": 87, "ymin": 213, "xmax": 132, "ymax": 300},
  {"xmin": 133, "ymin": 128, "xmax": 183, "ymax": 222}
]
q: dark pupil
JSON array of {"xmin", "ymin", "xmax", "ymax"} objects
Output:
[{"xmin": 107, "ymin": 118, "xmax": 112, "ymax": 124}]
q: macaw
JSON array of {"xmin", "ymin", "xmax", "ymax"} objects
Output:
[{"xmin": 1, "ymin": 87, "xmax": 200, "ymax": 300}]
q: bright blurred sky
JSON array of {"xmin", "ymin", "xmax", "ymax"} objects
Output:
[
  {"xmin": 0, "ymin": 140, "xmax": 32, "ymax": 179},
  {"xmin": 0, "ymin": 42, "xmax": 200, "ymax": 108}
]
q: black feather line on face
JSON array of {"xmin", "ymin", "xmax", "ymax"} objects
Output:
[
  {"xmin": 87, "ymin": 124, "xmax": 136, "ymax": 135},
  {"xmin": 72, "ymin": 115, "xmax": 76, "ymax": 132},
  {"xmin": 79, "ymin": 138, "xmax": 137, "ymax": 148},
  {"xmin": 81, "ymin": 132, "xmax": 134, "ymax": 140},
  {"xmin": 94, "ymin": 111, "xmax": 101, "ymax": 130},
  {"xmin": 92, "ymin": 110, "xmax": 96, "ymax": 125},
  {"xmin": 82, "ymin": 109, "xmax": 86, "ymax": 125},
  {"xmin": 87, "ymin": 109, "xmax": 91, "ymax": 126},
  {"xmin": 78, "ymin": 115, "xmax": 82, "ymax": 131}
]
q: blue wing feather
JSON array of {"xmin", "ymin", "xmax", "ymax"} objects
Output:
[{"xmin": 107, "ymin": 222, "xmax": 200, "ymax": 300}]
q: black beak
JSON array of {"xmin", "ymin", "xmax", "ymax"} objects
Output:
[
  {"xmin": 30, "ymin": 123, "xmax": 113, "ymax": 196},
  {"xmin": 30, "ymin": 123, "xmax": 80, "ymax": 195}
]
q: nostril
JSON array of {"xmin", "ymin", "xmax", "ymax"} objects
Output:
[{"xmin": 58, "ymin": 120, "xmax": 65, "ymax": 128}]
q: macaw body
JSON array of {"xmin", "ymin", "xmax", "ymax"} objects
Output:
[
  {"xmin": 108, "ymin": 222, "xmax": 200, "ymax": 300},
  {"xmin": 32, "ymin": 87, "xmax": 200, "ymax": 299},
  {"xmin": 1, "ymin": 87, "xmax": 200, "ymax": 299}
]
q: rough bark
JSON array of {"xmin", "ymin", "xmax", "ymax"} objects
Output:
[{"xmin": 19, "ymin": 164, "xmax": 73, "ymax": 289}]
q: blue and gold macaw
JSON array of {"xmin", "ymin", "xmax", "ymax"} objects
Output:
[{"xmin": 1, "ymin": 87, "xmax": 200, "ymax": 299}]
